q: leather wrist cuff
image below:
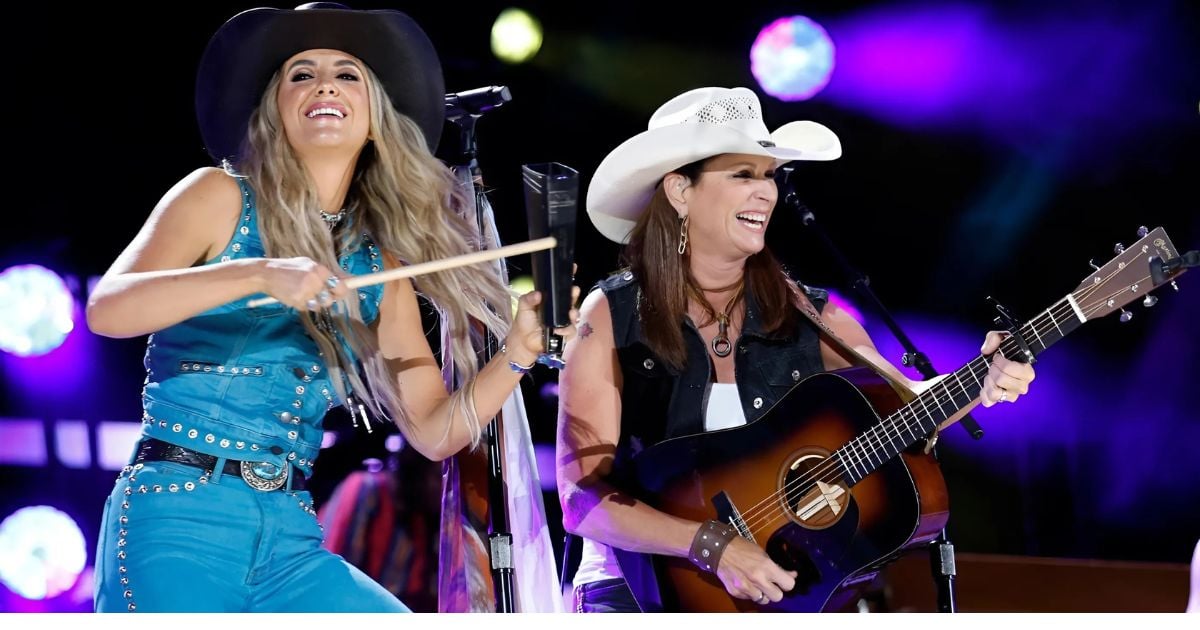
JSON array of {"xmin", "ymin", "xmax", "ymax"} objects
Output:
[{"xmin": 688, "ymin": 520, "xmax": 738, "ymax": 573}]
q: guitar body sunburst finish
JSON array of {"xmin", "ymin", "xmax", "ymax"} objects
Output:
[{"xmin": 634, "ymin": 368, "xmax": 949, "ymax": 612}]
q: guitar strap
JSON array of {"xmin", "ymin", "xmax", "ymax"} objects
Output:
[{"xmin": 786, "ymin": 282, "xmax": 918, "ymax": 404}]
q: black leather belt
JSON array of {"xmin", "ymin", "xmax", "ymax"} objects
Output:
[{"xmin": 134, "ymin": 438, "xmax": 305, "ymax": 492}]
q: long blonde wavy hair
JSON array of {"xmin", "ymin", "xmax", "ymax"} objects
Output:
[{"xmin": 229, "ymin": 64, "xmax": 511, "ymax": 449}]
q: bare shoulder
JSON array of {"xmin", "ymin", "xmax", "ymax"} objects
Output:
[
  {"xmin": 576, "ymin": 287, "xmax": 614, "ymax": 344},
  {"xmin": 165, "ymin": 167, "xmax": 241, "ymax": 215},
  {"xmin": 820, "ymin": 298, "xmax": 873, "ymax": 347}
]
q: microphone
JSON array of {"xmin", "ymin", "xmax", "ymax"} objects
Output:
[
  {"xmin": 445, "ymin": 85, "xmax": 512, "ymax": 120},
  {"xmin": 521, "ymin": 162, "xmax": 579, "ymax": 369},
  {"xmin": 775, "ymin": 165, "xmax": 815, "ymax": 225}
]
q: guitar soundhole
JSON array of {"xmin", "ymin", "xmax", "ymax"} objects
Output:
[{"xmin": 779, "ymin": 448, "xmax": 850, "ymax": 531}]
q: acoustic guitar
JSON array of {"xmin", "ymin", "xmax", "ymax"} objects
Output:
[{"xmin": 632, "ymin": 226, "xmax": 1187, "ymax": 612}]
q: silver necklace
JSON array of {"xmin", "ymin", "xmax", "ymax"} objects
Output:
[{"xmin": 319, "ymin": 208, "xmax": 346, "ymax": 228}]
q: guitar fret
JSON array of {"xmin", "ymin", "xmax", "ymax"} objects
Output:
[
  {"xmin": 864, "ymin": 431, "xmax": 881, "ymax": 468},
  {"xmin": 886, "ymin": 418, "xmax": 906, "ymax": 455},
  {"xmin": 1047, "ymin": 309, "xmax": 1064, "ymax": 336},
  {"xmin": 1028, "ymin": 317, "xmax": 1045, "ymax": 352},
  {"xmin": 837, "ymin": 455, "xmax": 854, "ymax": 484},
  {"xmin": 882, "ymin": 416, "xmax": 902, "ymax": 450},
  {"xmin": 953, "ymin": 371, "xmax": 971, "ymax": 407},
  {"xmin": 849, "ymin": 437, "xmax": 868, "ymax": 477}
]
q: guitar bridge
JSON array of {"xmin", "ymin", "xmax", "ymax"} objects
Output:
[{"xmin": 712, "ymin": 491, "xmax": 756, "ymax": 544}]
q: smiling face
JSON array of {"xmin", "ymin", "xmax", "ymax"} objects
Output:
[
  {"xmin": 671, "ymin": 153, "xmax": 779, "ymax": 262},
  {"xmin": 275, "ymin": 48, "xmax": 372, "ymax": 159}
]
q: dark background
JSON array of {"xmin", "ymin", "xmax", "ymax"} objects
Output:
[{"xmin": 1, "ymin": 0, "xmax": 1197, "ymax": 612}]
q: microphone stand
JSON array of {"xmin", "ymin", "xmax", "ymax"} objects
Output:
[
  {"xmin": 776, "ymin": 167, "xmax": 979, "ymax": 612},
  {"xmin": 445, "ymin": 86, "xmax": 516, "ymax": 613}
]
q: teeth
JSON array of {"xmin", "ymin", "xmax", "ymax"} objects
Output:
[
  {"xmin": 306, "ymin": 107, "xmax": 345, "ymax": 119},
  {"xmin": 736, "ymin": 212, "xmax": 767, "ymax": 223}
]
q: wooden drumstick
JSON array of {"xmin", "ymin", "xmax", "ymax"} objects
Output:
[{"xmin": 247, "ymin": 236, "xmax": 557, "ymax": 308}]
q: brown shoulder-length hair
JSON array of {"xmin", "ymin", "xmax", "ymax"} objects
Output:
[{"xmin": 622, "ymin": 159, "xmax": 798, "ymax": 369}]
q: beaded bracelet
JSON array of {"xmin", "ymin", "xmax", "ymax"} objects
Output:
[
  {"xmin": 688, "ymin": 520, "xmax": 738, "ymax": 573},
  {"xmin": 500, "ymin": 343, "xmax": 535, "ymax": 374}
]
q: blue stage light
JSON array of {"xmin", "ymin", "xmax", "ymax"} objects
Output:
[
  {"xmin": 0, "ymin": 265, "xmax": 75, "ymax": 357},
  {"xmin": 751, "ymin": 15, "xmax": 836, "ymax": 101},
  {"xmin": 0, "ymin": 506, "xmax": 87, "ymax": 600}
]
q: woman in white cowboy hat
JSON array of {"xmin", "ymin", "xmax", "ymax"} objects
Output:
[
  {"xmin": 555, "ymin": 86, "xmax": 1034, "ymax": 612},
  {"xmin": 87, "ymin": 3, "xmax": 575, "ymax": 612}
]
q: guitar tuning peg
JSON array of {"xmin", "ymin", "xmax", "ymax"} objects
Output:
[
  {"xmin": 1089, "ymin": 259, "xmax": 1101, "ymax": 271},
  {"xmin": 1137, "ymin": 226, "xmax": 1149, "ymax": 238},
  {"xmin": 1171, "ymin": 281, "xmax": 1180, "ymax": 292},
  {"xmin": 1143, "ymin": 295, "xmax": 1158, "ymax": 308},
  {"xmin": 1119, "ymin": 308, "xmax": 1133, "ymax": 323},
  {"xmin": 1114, "ymin": 243, "xmax": 1125, "ymax": 254}
]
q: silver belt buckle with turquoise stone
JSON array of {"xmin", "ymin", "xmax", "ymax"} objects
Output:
[{"xmin": 240, "ymin": 460, "xmax": 288, "ymax": 491}]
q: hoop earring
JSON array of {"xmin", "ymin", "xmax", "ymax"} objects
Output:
[{"xmin": 677, "ymin": 215, "xmax": 689, "ymax": 255}]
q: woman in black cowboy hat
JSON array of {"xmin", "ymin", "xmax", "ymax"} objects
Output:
[
  {"xmin": 87, "ymin": 3, "xmax": 576, "ymax": 612},
  {"xmin": 555, "ymin": 87, "xmax": 1035, "ymax": 612}
]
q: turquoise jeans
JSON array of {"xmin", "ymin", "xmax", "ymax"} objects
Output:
[{"xmin": 94, "ymin": 459, "xmax": 408, "ymax": 612}]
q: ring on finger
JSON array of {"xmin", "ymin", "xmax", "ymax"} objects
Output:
[
  {"xmin": 306, "ymin": 298, "xmax": 319, "ymax": 310},
  {"xmin": 318, "ymin": 290, "xmax": 332, "ymax": 303},
  {"xmin": 999, "ymin": 388, "xmax": 1009, "ymax": 403},
  {"xmin": 326, "ymin": 276, "xmax": 340, "ymax": 289}
]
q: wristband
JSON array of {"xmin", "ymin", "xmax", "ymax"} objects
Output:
[{"xmin": 688, "ymin": 520, "xmax": 738, "ymax": 573}]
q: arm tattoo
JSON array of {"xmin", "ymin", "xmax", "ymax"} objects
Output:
[{"xmin": 579, "ymin": 322, "xmax": 593, "ymax": 339}]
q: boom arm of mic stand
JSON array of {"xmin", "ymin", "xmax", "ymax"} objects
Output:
[{"xmin": 785, "ymin": 189, "xmax": 984, "ymax": 440}]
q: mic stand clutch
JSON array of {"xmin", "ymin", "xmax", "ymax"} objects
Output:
[{"xmin": 776, "ymin": 166, "xmax": 976, "ymax": 612}]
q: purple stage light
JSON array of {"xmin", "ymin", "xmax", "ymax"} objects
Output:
[
  {"xmin": 826, "ymin": 290, "xmax": 865, "ymax": 325},
  {"xmin": 95, "ymin": 421, "xmax": 142, "ymax": 471},
  {"xmin": 0, "ymin": 418, "xmax": 48, "ymax": 467},
  {"xmin": 54, "ymin": 420, "xmax": 92, "ymax": 469},
  {"xmin": 534, "ymin": 443, "xmax": 556, "ymax": 492},
  {"xmin": 0, "ymin": 265, "xmax": 75, "ymax": 357},
  {"xmin": 751, "ymin": 15, "xmax": 835, "ymax": 101},
  {"xmin": 813, "ymin": 2, "xmax": 1185, "ymax": 163},
  {"xmin": 0, "ymin": 506, "xmax": 87, "ymax": 601}
]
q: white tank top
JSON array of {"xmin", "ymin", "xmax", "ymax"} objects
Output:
[{"xmin": 574, "ymin": 383, "xmax": 748, "ymax": 587}]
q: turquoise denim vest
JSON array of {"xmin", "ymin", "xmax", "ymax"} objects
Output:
[{"xmin": 138, "ymin": 177, "xmax": 384, "ymax": 478}]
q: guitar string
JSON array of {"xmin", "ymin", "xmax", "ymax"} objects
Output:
[
  {"xmin": 739, "ymin": 294, "xmax": 1113, "ymax": 535},
  {"xmin": 732, "ymin": 270, "xmax": 1143, "ymax": 529},
  {"xmin": 716, "ymin": 258, "xmax": 1136, "ymax": 526},
  {"xmin": 733, "ymin": 309, "xmax": 1062, "ymax": 532},
  {"xmin": 738, "ymin": 290, "xmax": 1136, "ymax": 539},
  {"xmin": 732, "ymin": 279, "xmax": 1142, "ymax": 536}
]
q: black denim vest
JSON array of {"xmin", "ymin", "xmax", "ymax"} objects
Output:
[{"xmin": 566, "ymin": 269, "xmax": 829, "ymax": 611}]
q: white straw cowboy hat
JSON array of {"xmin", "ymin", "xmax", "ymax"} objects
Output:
[{"xmin": 586, "ymin": 86, "xmax": 842, "ymax": 244}]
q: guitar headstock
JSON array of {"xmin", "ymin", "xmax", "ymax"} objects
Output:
[{"xmin": 1072, "ymin": 226, "xmax": 1185, "ymax": 322}]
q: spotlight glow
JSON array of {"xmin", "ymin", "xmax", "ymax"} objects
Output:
[
  {"xmin": 751, "ymin": 15, "xmax": 835, "ymax": 101},
  {"xmin": 0, "ymin": 506, "xmax": 87, "ymax": 600},
  {"xmin": 0, "ymin": 265, "xmax": 75, "ymax": 357},
  {"xmin": 509, "ymin": 275, "xmax": 535, "ymax": 317},
  {"xmin": 491, "ymin": 8, "xmax": 543, "ymax": 64}
]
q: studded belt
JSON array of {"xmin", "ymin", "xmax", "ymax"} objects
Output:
[{"xmin": 134, "ymin": 438, "xmax": 305, "ymax": 492}]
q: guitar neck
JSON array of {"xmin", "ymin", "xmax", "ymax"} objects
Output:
[{"xmin": 834, "ymin": 294, "xmax": 1085, "ymax": 486}]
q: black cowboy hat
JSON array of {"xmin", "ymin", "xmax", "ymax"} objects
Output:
[{"xmin": 195, "ymin": 2, "xmax": 445, "ymax": 163}]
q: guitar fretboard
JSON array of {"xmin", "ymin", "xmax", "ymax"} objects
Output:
[{"xmin": 833, "ymin": 295, "xmax": 1085, "ymax": 486}]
